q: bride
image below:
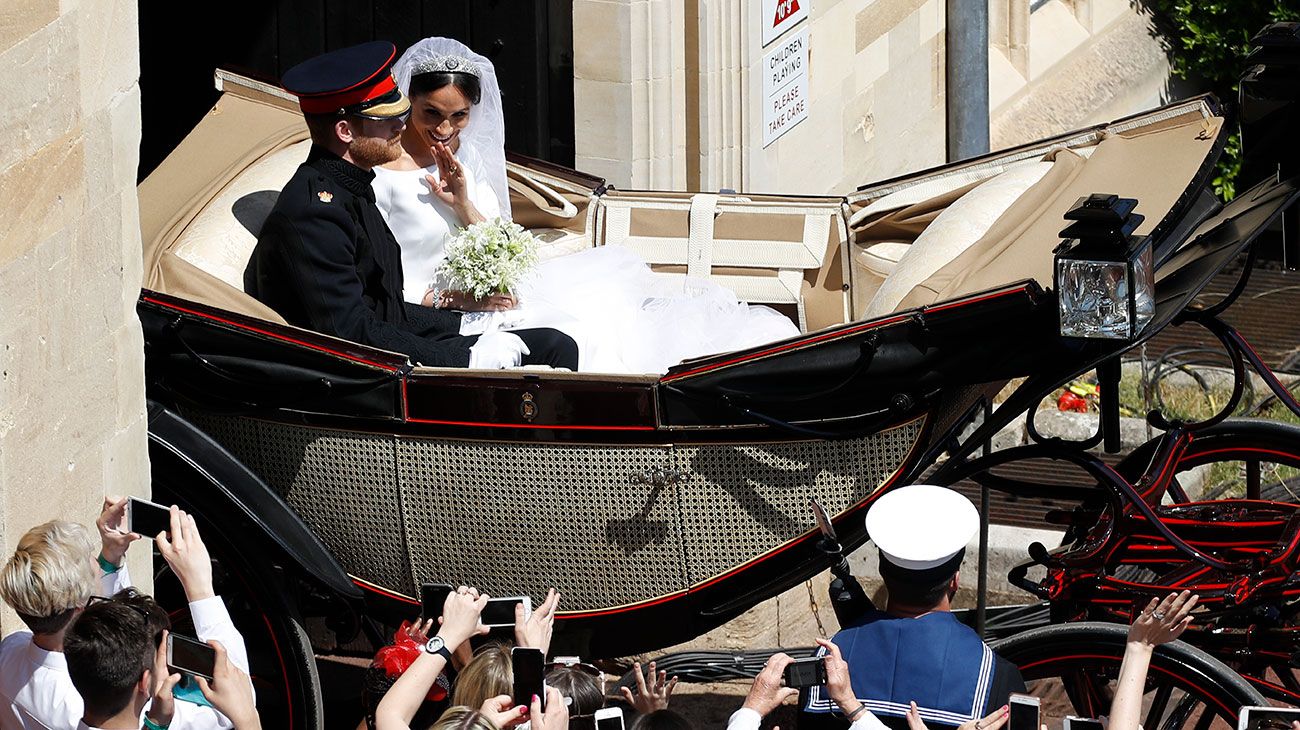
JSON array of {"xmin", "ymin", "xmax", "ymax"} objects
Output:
[{"xmin": 374, "ymin": 38, "xmax": 799, "ymax": 374}]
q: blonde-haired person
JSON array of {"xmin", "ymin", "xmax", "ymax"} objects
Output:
[
  {"xmin": 452, "ymin": 644, "xmax": 514, "ymax": 710},
  {"xmin": 0, "ymin": 497, "xmax": 254, "ymax": 730},
  {"xmin": 0, "ymin": 498, "xmax": 135, "ymax": 729}
]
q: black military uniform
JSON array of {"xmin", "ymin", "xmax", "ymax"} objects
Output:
[{"xmin": 243, "ymin": 41, "xmax": 578, "ymax": 370}]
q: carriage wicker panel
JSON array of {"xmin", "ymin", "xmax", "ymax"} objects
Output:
[
  {"xmin": 673, "ymin": 417, "xmax": 924, "ymax": 584},
  {"xmin": 397, "ymin": 440, "xmax": 684, "ymax": 611},
  {"xmin": 180, "ymin": 411, "xmax": 415, "ymax": 595}
]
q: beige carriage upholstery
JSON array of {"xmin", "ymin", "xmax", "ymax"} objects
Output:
[
  {"xmin": 846, "ymin": 108, "xmax": 1222, "ymax": 315},
  {"xmin": 592, "ymin": 190, "xmax": 851, "ymax": 332}
]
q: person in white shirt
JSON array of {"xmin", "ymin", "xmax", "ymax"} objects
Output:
[
  {"xmin": 727, "ymin": 642, "xmax": 890, "ymax": 730},
  {"xmin": 63, "ymin": 599, "xmax": 262, "ymax": 730},
  {"xmin": 0, "ymin": 496, "xmax": 251, "ymax": 730}
]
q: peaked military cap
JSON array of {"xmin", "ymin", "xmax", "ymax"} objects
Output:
[{"xmin": 282, "ymin": 40, "xmax": 411, "ymax": 119}]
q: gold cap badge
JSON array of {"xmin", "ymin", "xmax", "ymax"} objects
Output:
[{"xmin": 317, "ymin": 191, "xmax": 334, "ymax": 203}]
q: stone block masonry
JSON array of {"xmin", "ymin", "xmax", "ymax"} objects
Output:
[{"xmin": 0, "ymin": 0, "xmax": 150, "ymax": 632}]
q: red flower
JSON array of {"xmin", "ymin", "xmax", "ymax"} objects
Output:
[{"xmin": 370, "ymin": 620, "xmax": 450, "ymax": 701}]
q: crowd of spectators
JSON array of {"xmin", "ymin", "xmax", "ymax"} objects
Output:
[
  {"xmin": 0, "ymin": 497, "xmax": 261, "ymax": 729},
  {"xmin": 0, "ymin": 486, "xmax": 1235, "ymax": 730}
]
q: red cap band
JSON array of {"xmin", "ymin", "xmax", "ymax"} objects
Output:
[{"xmin": 297, "ymin": 73, "xmax": 398, "ymax": 115}]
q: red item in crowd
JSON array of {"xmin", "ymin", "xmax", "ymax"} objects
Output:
[
  {"xmin": 372, "ymin": 620, "xmax": 449, "ymax": 701},
  {"xmin": 1057, "ymin": 391, "xmax": 1089, "ymax": 413}
]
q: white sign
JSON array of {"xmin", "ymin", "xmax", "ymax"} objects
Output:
[
  {"xmin": 762, "ymin": 0, "xmax": 809, "ymax": 47},
  {"xmin": 762, "ymin": 27, "xmax": 809, "ymax": 148}
]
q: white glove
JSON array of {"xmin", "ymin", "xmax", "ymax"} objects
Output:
[{"xmin": 468, "ymin": 331, "xmax": 530, "ymax": 369}]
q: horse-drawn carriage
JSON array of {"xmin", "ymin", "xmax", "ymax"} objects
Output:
[{"xmin": 137, "ymin": 23, "xmax": 1300, "ymax": 729}]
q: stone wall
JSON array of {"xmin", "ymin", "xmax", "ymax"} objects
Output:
[
  {"xmin": 573, "ymin": 0, "xmax": 948, "ymax": 196},
  {"xmin": 573, "ymin": 0, "xmax": 1172, "ymax": 197},
  {"xmin": 989, "ymin": 0, "xmax": 1172, "ymax": 149},
  {"xmin": 0, "ymin": 0, "xmax": 150, "ymax": 631},
  {"xmin": 747, "ymin": 0, "xmax": 948, "ymax": 195}
]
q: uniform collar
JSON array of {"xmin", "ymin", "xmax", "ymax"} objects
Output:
[{"xmin": 307, "ymin": 144, "xmax": 377, "ymax": 202}]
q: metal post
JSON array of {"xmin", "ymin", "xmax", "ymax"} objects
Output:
[
  {"xmin": 946, "ymin": 0, "xmax": 991, "ymax": 162},
  {"xmin": 976, "ymin": 399, "xmax": 992, "ymax": 638}
]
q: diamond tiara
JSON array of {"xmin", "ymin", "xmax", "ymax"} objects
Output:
[{"xmin": 410, "ymin": 54, "xmax": 483, "ymax": 79}]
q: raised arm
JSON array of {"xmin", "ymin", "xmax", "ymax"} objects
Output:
[
  {"xmin": 374, "ymin": 587, "xmax": 490, "ymax": 730},
  {"xmin": 1110, "ymin": 591, "xmax": 1198, "ymax": 730}
]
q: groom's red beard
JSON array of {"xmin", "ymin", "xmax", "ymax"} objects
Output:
[{"xmin": 348, "ymin": 133, "xmax": 404, "ymax": 168}]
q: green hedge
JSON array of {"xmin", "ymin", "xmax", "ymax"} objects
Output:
[{"xmin": 1140, "ymin": 1, "xmax": 1298, "ymax": 198}]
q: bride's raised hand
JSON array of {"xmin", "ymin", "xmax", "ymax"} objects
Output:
[{"xmin": 426, "ymin": 141, "xmax": 471, "ymax": 210}]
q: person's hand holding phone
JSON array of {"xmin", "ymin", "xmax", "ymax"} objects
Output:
[
  {"xmin": 515, "ymin": 587, "xmax": 559, "ymax": 655},
  {"xmin": 480, "ymin": 694, "xmax": 529, "ymax": 728},
  {"xmin": 96, "ymin": 495, "xmax": 140, "ymax": 567},
  {"xmin": 438, "ymin": 586, "xmax": 490, "ymax": 650},
  {"xmin": 815, "ymin": 638, "xmax": 862, "ymax": 717},
  {"xmin": 405, "ymin": 617, "xmax": 436, "ymax": 645},
  {"xmin": 530, "ymin": 686, "xmax": 569, "ymax": 730},
  {"xmin": 196, "ymin": 640, "xmax": 262, "ymax": 730},
  {"xmin": 742, "ymin": 653, "xmax": 799, "ymax": 717},
  {"xmin": 148, "ymin": 630, "xmax": 183, "ymax": 729},
  {"xmin": 156, "ymin": 507, "xmax": 215, "ymax": 601}
]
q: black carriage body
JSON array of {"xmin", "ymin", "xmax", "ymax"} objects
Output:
[
  {"xmin": 140, "ymin": 280, "xmax": 1053, "ymax": 656},
  {"xmin": 136, "ymin": 67, "xmax": 1300, "ymax": 658}
]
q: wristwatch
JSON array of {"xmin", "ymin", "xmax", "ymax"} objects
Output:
[{"xmin": 423, "ymin": 635, "xmax": 453, "ymax": 662}]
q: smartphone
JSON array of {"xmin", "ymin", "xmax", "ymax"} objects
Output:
[
  {"xmin": 1063, "ymin": 717, "xmax": 1105, "ymax": 730},
  {"xmin": 1008, "ymin": 693, "xmax": 1040, "ymax": 730},
  {"xmin": 595, "ymin": 707, "xmax": 625, "ymax": 730},
  {"xmin": 481, "ymin": 595, "xmax": 532, "ymax": 628},
  {"xmin": 421, "ymin": 583, "xmax": 453, "ymax": 621},
  {"xmin": 783, "ymin": 655, "xmax": 828, "ymax": 688},
  {"xmin": 127, "ymin": 497, "xmax": 173, "ymax": 540},
  {"xmin": 1238, "ymin": 706, "xmax": 1300, "ymax": 730},
  {"xmin": 167, "ymin": 633, "xmax": 217, "ymax": 681},
  {"xmin": 512, "ymin": 646, "xmax": 546, "ymax": 711}
]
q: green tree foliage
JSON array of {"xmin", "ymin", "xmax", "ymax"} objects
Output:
[{"xmin": 1139, "ymin": 1, "xmax": 1298, "ymax": 198}]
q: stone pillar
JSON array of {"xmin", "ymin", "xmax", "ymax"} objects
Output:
[
  {"xmin": 0, "ymin": 0, "xmax": 150, "ymax": 631},
  {"xmin": 695, "ymin": 0, "xmax": 748, "ymax": 192},
  {"xmin": 573, "ymin": 0, "xmax": 689, "ymax": 189}
]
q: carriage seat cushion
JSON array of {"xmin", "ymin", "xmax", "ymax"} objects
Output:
[
  {"xmin": 171, "ymin": 140, "xmax": 311, "ymax": 291},
  {"xmin": 862, "ymin": 160, "xmax": 1055, "ymax": 318},
  {"xmin": 855, "ymin": 241, "xmax": 912, "ymax": 278}
]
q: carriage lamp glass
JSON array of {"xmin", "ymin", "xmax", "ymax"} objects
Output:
[{"xmin": 1055, "ymin": 195, "xmax": 1154, "ymax": 340}]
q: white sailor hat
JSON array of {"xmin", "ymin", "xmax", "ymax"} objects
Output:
[{"xmin": 866, "ymin": 484, "xmax": 979, "ymax": 572}]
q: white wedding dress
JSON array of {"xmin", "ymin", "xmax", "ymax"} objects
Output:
[
  {"xmin": 379, "ymin": 37, "xmax": 800, "ymax": 374},
  {"xmin": 374, "ymin": 146, "xmax": 799, "ymax": 374},
  {"xmin": 374, "ymin": 146, "xmax": 502, "ymax": 305}
]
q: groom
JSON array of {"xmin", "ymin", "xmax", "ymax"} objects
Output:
[{"xmin": 244, "ymin": 41, "xmax": 578, "ymax": 370}]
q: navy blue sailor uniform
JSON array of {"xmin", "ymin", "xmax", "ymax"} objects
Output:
[{"xmin": 802, "ymin": 610, "xmax": 1025, "ymax": 729}]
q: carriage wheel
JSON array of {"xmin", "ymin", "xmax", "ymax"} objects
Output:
[
  {"xmin": 1118, "ymin": 418, "xmax": 1300, "ymax": 503},
  {"xmin": 1115, "ymin": 418, "xmax": 1300, "ymax": 704},
  {"xmin": 149, "ymin": 472, "xmax": 325, "ymax": 730},
  {"xmin": 993, "ymin": 622, "xmax": 1264, "ymax": 728}
]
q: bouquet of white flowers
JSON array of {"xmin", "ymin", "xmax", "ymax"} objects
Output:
[{"xmin": 437, "ymin": 218, "xmax": 540, "ymax": 300}]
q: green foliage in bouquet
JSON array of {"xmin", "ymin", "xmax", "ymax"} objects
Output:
[
  {"xmin": 438, "ymin": 218, "xmax": 540, "ymax": 300},
  {"xmin": 1139, "ymin": 0, "xmax": 1298, "ymax": 199}
]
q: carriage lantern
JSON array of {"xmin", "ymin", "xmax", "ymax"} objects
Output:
[{"xmin": 1054, "ymin": 193, "xmax": 1154, "ymax": 340}]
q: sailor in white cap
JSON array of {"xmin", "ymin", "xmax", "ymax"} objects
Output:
[{"xmin": 803, "ymin": 485, "xmax": 1025, "ymax": 729}]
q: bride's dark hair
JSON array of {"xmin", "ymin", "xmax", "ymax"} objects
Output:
[{"xmin": 409, "ymin": 71, "xmax": 482, "ymax": 105}]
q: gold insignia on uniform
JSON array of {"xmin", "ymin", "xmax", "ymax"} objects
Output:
[{"xmin": 317, "ymin": 191, "xmax": 334, "ymax": 203}]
